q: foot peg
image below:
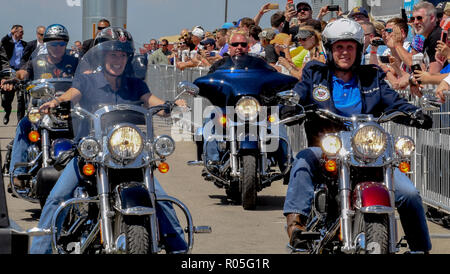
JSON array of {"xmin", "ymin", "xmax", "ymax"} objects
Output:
[
  {"xmin": 194, "ymin": 226, "xmax": 212, "ymax": 233},
  {"xmin": 27, "ymin": 227, "xmax": 52, "ymax": 236},
  {"xmin": 187, "ymin": 160, "xmax": 203, "ymax": 166}
]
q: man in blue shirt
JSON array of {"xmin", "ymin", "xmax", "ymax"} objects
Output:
[{"xmin": 283, "ymin": 19, "xmax": 433, "ymax": 253}]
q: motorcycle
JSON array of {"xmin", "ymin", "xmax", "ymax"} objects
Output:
[
  {"xmin": 6, "ymin": 46, "xmax": 75, "ymax": 208},
  {"xmin": 186, "ymin": 55, "xmax": 299, "ymax": 210},
  {"xmin": 280, "ymin": 90, "xmax": 436, "ymax": 254}
]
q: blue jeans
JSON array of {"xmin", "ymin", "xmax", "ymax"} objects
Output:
[
  {"xmin": 283, "ymin": 147, "xmax": 432, "ymax": 252},
  {"xmin": 203, "ymin": 120, "xmax": 290, "ymax": 172},
  {"xmin": 30, "ymin": 157, "xmax": 188, "ymax": 254},
  {"xmin": 10, "ymin": 117, "xmax": 32, "ymax": 176}
]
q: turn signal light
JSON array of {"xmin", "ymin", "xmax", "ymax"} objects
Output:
[
  {"xmin": 399, "ymin": 162, "xmax": 410, "ymax": 173},
  {"xmin": 325, "ymin": 160, "xmax": 337, "ymax": 173},
  {"xmin": 82, "ymin": 163, "xmax": 95, "ymax": 176},
  {"xmin": 158, "ymin": 162, "xmax": 170, "ymax": 173},
  {"xmin": 268, "ymin": 114, "xmax": 277, "ymax": 123},
  {"xmin": 218, "ymin": 115, "xmax": 227, "ymax": 127},
  {"xmin": 28, "ymin": 131, "xmax": 40, "ymax": 143}
]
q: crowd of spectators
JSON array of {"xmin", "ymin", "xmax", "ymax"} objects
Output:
[{"xmin": 142, "ymin": 1, "xmax": 450, "ymax": 102}]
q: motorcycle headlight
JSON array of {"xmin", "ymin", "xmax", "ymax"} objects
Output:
[
  {"xmin": 153, "ymin": 135, "xmax": 175, "ymax": 157},
  {"xmin": 78, "ymin": 138, "xmax": 100, "ymax": 160},
  {"xmin": 395, "ymin": 136, "xmax": 415, "ymax": 158},
  {"xmin": 321, "ymin": 135, "xmax": 342, "ymax": 156},
  {"xmin": 235, "ymin": 96, "xmax": 260, "ymax": 121},
  {"xmin": 108, "ymin": 125, "xmax": 144, "ymax": 161},
  {"xmin": 27, "ymin": 108, "xmax": 41, "ymax": 123},
  {"xmin": 352, "ymin": 125, "xmax": 387, "ymax": 161}
]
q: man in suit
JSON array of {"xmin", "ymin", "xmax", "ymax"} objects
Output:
[
  {"xmin": 20, "ymin": 25, "xmax": 46, "ymax": 68},
  {"xmin": 81, "ymin": 18, "xmax": 110, "ymax": 56},
  {"xmin": 0, "ymin": 25, "xmax": 27, "ymax": 124}
]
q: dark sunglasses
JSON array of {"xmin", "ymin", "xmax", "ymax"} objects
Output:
[
  {"xmin": 297, "ymin": 7, "xmax": 311, "ymax": 12},
  {"xmin": 97, "ymin": 26, "xmax": 107, "ymax": 31},
  {"xmin": 37, "ymin": 33, "xmax": 44, "ymax": 36},
  {"xmin": 230, "ymin": 42, "xmax": 248, "ymax": 48},
  {"xmin": 48, "ymin": 41, "xmax": 67, "ymax": 47},
  {"xmin": 384, "ymin": 28, "xmax": 393, "ymax": 33},
  {"xmin": 298, "ymin": 37, "xmax": 312, "ymax": 42},
  {"xmin": 409, "ymin": 16, "xmax": 424, "ymax": 22}
]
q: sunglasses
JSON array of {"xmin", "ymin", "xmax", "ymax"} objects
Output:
[
  {"xmin": 297, "ymin": 7, "xmax": 311, "ymax": 12},
  {"xmin": 37, "ymin": 32, "xmax": 44, "ymax": 36},
  {"xmin": 298, "ymin": 37, "xmax": 312, "ymax": 42},
  {"xmin": 230, "ymin": 42, "xmax": 248, "ymax": 47},
  {"xmin": 97, "ymin": 26, "xmax": 107, "ymax": 31},
  {"xmin": 409, "ymin": 16, "xmax": 424, "ymax": 22},
  {"xmin": 48, "ymin": 41, "xmax": 67, "ymax": 47},
  {"xmin": 384, "ymin": 28, "xmax": 393, "ymax": 33}
]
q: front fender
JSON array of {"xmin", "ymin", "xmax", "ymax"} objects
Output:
[
  {"xmin": 114, "ymin": 183, "xmax": 155, "ymax": 216},
  {"xmin": 354, "ymin": 182, "xmax": 393, "ymax": 213}
]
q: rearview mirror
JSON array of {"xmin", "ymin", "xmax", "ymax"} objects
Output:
[
  {"xmin": 277, "ymin": 90, "xmax": 299, "ymax": 106},
  {"xmin": 177, "ymin": 81, "xmax": 200, "ymax": 97},
  {"xmin": 419, "ymin": 94, "xmax": 442, "ymax": 111}
]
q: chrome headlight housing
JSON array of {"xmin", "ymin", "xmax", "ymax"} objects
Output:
[
  {"xmin": 395, "ymin": 136, "xmax": 415, "ymax": 158},
  {"xmin": 108, "ymin": 125, "xmax": 144, "ymax": 161},
  {"xmin": 78, "ymin": 137, "xmax": 100, "ymax": 160},
  {"xmin": 321, "ymin": 134, "xmax": 342, "ymax": 156},
  {"xmin": 153, "ymin": 135, "xmax": 175, "ymax": 157},
  {"xmin": 27, "ymin": 108, "xmax": 41, "ymax": 123},
  {"xmin": 352, "ymin": 124, "xmax": 387, "ymax": 161},
  {"xmin": 235, "ymin": 96, "xmax": 260, "ymax": 121}
]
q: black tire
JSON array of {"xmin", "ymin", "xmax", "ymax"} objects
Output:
[
  {"xmin": 124, "ymin": 216, "xmax": 150, "ymax": 254},
  {"xmin": 362, "ymin": 214, "xmax": 390, "ymax": 254},
  {"xmin": 241, "ymin": 155, "xmax": 257, "ymax": 210}
]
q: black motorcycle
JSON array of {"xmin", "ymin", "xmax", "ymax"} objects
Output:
[{"xmin": 186, "ymin": 55, "xmax": 299, "ymax": 209}]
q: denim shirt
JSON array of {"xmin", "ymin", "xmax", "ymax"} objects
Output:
[{"xmin": 10, "ymin": 38, "xmax": 24, "ymax": 69}]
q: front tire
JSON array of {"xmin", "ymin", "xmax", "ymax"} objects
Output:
[
  {"xmin": 123, "ymin": 216, "xmax": 150, "ymax": 254},
  {"xmin": 358, "ymin": 213, "xmax": 390, "ymax": 254},
  {"xmin": 241, "ymin": 155, "xmax": 257, "ymax": 210}
]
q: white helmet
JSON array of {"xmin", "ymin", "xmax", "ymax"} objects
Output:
[{"xmin": 322, "ymin": 18, "xmax": 365, "ymax": 69}]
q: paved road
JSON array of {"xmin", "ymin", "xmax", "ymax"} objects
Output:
[{"xmin": 2, "ymin": 99, "xmax": 450, "ymax": 254}]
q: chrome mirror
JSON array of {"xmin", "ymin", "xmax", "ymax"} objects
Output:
[
  {"xmin": 277, "ymin": 90, "xmax": 299, "ymax": 106},
  {"xmin": 176, "ymin": 81, "xmax": 200, "ymax": 97},
  {"xmin": 419, "ymin": 94, "xmax": 442, "ymax": 111}
]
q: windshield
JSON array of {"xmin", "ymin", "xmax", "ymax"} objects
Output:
[
  {"xmin": 29, "ymin": 41, "xmax": 78, "ymax": 81},
  {"xmin": 214, "ymin": 55, "xmax": 275, "ymax": 71},
  {"xmin": 70, "ymin": 40, "xmax": 151, "ymax": 140}
]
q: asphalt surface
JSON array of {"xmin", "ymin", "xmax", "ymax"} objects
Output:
[{"xmin": 2, "ymin": 98, "xmax": 450, "ymax": 254}]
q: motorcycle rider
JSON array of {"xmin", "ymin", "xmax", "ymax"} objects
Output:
[
  {"xmin": 6, "ymin": 24, "xmax": 78, "ymax": 189},
  {"xmin": 202, "ymin": 30, "xmax": 291, "ymax": 183},
  {"xmin": 283, "ymin": 18, "xmax": 433, "ymax": 253},
  {"xmin": 30, "ymin": 27, "xmax": 188, "ymax": 253}
]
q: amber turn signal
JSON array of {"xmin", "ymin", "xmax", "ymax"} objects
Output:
[
  {"xmin": 218, "ymin": 115, "xmax": 227, "ymax": 127},
  {"xmin": 28, "ymin": 131, "xmax": 40, "ymax": 143},
  {"xmin": 82, "ymin": 163, "xmax": 95, "ymax": 176},
  {"xmin": 325, "ymin": 160, "xmax": 337, "ymax": 173},
  {"xmin": 399, "ymin": 162, "xmax": 410, "ymax": 173},
  {"xmin": 158, "ymin": 162, "xmax": 170, "ymax": 173}
]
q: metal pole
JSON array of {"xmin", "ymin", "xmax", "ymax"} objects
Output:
[{"xmin": 225, "ymin": 0, "xmax": 228, "ymax": 23}]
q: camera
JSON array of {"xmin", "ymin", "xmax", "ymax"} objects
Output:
[
  {"xmin": 379, "ymin": 56, "xmax": 390, "ymax": 64},
  {"xmin": 371, "ymin": 39, "xmax": 385, "ymax": 46},
  {"xmin": 328, "ymin": 5, "xmax": 339, "ymax": 11}
]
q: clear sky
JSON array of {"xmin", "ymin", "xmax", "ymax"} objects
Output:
[{"xmin": 0, "ymin": 0, "xmax": 309, "ymax": 50}]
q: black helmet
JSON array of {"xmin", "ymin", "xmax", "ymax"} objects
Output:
[
  {"xmin": 43, "ymin": 24, "xmax": 69, "ymax": 42},
  {"xmin": 93, "ymin": 27, "xmax": 135, "ymax": 56}
]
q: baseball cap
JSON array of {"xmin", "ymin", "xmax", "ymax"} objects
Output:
[
  {"xmin": 221, "ymin": 22, "xmax": 235, "ymax": 29},
  {"xmin": 270, "ymin": 33, "xmax": 292, "ymax": 46},
  {"xmin": 258, "ymin": 28, "xmax": 276, "ymax": 40},
  {"xmin": 348, "ymin": 6, "xmax": 369, "ymax": 19},
  {"xmin": 192, "ymin": 26, "xmax": 205, "ymax": 38},
  {"xmin": 296, "ymin": 1, "xmax": 312, "ymax": 10},
  {"xmin": 200, "ymin": 38, "xmax": 215, "ymax": 46}
]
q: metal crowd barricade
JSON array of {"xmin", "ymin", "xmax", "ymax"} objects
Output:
[{"xmin": 145, "ymin": 64, "xmax": 450, "ymax": 214}]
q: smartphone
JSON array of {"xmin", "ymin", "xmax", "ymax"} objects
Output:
[
  {"xmin": 328, "ymin": 5, "xmax": 339, "ymax": 11},
  {"xmin": 411, "ymin": 64, "xmax": 422, "ymax": 84},
  {"xmin": 441, "ymin": 30, "xmax": 448, "ymax": 43},
  {"xmin": 287, "ymin": 0, "xmax": 294, "ymax": 11},
  {"xmin": 209, "ymin": 51, "xmax": 216, "ymax": 57},
  {"xmin": 268, "ymin": 3, "xmax": 279, "ymax": 10},
  {"xmin": 379, "ymin": 56, "xmax": 390, "ymax": 63}
]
